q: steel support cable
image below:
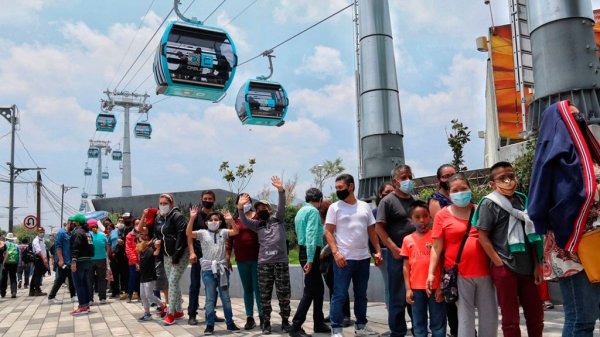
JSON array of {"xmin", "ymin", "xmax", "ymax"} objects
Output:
[
  {"xmin": 107, "ymin": 0, "xmax": 157, "ymax": 89},
  {"xmin": 238, "ymin": 3, "xmax": 353, "ymax": 67},
  {"xmin": 204, "ymin": 0, "xmax": 227, "ymax": 23},
  {"xmin": 16, "ymin": 133, "xmax": 61, "ymax": 187},
  {"xmin": 222, "ymin": 0, "xmax": 258, "ymax": 28}
]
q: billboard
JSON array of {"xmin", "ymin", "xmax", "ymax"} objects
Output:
[{"xmin": 489, "ymin": 24, "xmax": 532, "ymax": 143}]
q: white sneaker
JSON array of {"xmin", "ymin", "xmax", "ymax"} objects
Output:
[
  {"xmin": 99, "ymin": 299, "xmax": 107, "ymax": 305},
  {"xmin": 48, "ymin": 298, "xmax": 63, "ymax": 305},
  {"xmin": 71, "ymin": 296, "xmax": 77, "ymax": 303},
  {"xmin": 355, "ymin": 325, "xmax": 379, "ymax": 336},
  {"xmin": 332, "ymin": 332, "xmax": 344, "ymax": 337}
]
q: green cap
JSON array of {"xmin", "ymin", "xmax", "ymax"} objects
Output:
[{"xmin": 68, "ymin": 214, "xmax": 87, "ymax": 224}]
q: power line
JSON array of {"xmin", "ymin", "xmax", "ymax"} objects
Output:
[
  {"xmin": 150, "ymin": 97, "xmax": 171, "ymax": 106},
  {"xmin": 15, "ymin": 133, "xmax": 61, "ymax": 188},
  {"xmin": 122, "ymin": 51, "xmax": 155, "ymax": 91},
  {"xmin": 238, "ymin": 3, "xmax": 353, "ymax": 67},
  {"xmin": 107, "ymin": 0, "xmax": 157, "ymax": 89},
  {"xmin": 222, "ymin": 0, "xmax": 258, "ymax": 28}
]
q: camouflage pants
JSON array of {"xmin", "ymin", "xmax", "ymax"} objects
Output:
[{"xmin": 258, "ymin": 262, "xmax": 291, "ymax": 322}]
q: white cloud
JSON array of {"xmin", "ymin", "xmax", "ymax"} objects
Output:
[
  {"xmin": 166, "ymin": 163, "xmax": 189, "ymax": 175},
  {"xmin": 295, "ymin": 45, "xmax": 346, "ymax": 79},
  {"xmin": 272, "ymin": 0, "xmax": 351, "ymax": 25},
  {"xmin": 216, "ymin": 12, "xmax": 250, "ymax": 52},
  {"xmin": 0, "ymin": 0, "xmax": 54, "ymax": 25},
  {"xmin": 290, "ymin": 76, "xmax": 355, "ymax": 119}
]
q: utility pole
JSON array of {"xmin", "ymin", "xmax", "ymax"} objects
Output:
[
  {"xmin": 36, "ymin": 171, "xmax": 41, "ymax": 225},
  {"xmin": 4, "ymin": 165, "xmax": 44, "ymax": 232},
  {"xmin": 0, "ymin": 106, "xmax": 17, "ymax": 232},
  {"xmin": 60, "ymin": 184, "xmax": 77, "ymax": 226},
  {"xmin": 101, "ymin": 90, "xmax": 151, "ymax": 197},
  {"xmin": 89, "ymin": 140, "xmax": 110, "ymax": 198}
]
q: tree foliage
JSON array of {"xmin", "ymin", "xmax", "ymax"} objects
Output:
[
  {"xmin": 283, "ymin": 173, "xmax": 299, "ymax": 206},
  {"xmin": 309, "ymin": 158, "xmax": 345, "ymax": 192},
  {"xmin": 14, "ymin": 225, "xmax": 35, "ymax": 242},
  {"xmin": 512, "ymin": 132, "xmax": 537, "ymax": 194},
  {"xmin": 447, "ymin": 119, "xmax": 471, "ymax": 171},
  {"xmin": 219, "ymin": 158, "xmax": 256, "ymax": 211}
]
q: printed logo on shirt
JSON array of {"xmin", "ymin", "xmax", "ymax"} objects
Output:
[
  {"xmin": 265, "ymin": 250, "xmax": 278, "ymax": 256},
  {"xmin": 86, "ymin": 233, "xmax": 93, "ymax": 245}
]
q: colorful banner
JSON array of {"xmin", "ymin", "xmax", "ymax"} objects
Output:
[{"xmin": 594, "ymin": 10, "xmax": 600, "ymax": 58}]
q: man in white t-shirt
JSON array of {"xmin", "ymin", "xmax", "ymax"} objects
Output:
[{"xmin": 325, "ymin": 174, "xmax": 383, "ymax": 337}]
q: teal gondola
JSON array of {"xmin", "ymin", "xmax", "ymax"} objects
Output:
[
  {"xmin": 88, "ymin": 147, "xmax": 100, "ymax": 158},
  {"xmin": 235, "ymin": 79, "xmax": 288, "ymax": 127},
  {"xmin": 84, "ymin": 167, "xmax": 92, "ymax": 176},
  {"xmin": 102, "ymin": 171, "xmax": 109, "ymax": 179},
  {"xmin": 96, "ymin": 113, "xmax": 116, "ymax": 132},
  {"xmin": 112, "ymin": 150, "xmax": 122, "ymax": 161},
  {"xmin": 153, "ymin": 21, "xmax": 237, "ymax": 102},
  {"xmin": 135, "ymin": 122, "xmax": 152, "ymax": 139}
]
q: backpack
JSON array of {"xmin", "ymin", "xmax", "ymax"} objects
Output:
[
  {"xmin": 22, "ymin": 242, "xmax": 36, "ymax": 263},
  {"xmin": 5, "ymin": 242, "xmax": 18, "ymax": 264}
]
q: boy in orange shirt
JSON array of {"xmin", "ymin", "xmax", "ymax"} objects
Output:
[{"xmin": 401, "ymin": 201, "xmax": 446, "ymax": 337}]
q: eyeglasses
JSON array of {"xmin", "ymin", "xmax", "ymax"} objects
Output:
[{"xmin": 494, "ymin": 174, "xmax": 515, "ymax": 183}]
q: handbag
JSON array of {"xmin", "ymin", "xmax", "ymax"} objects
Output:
[
  {"xmin": 577, "ymin": 228, "xmax": 600, "ymax": 283},
  {"xmin": 442, "ymin": 207, "xmax": 474, "ymax": 303}
]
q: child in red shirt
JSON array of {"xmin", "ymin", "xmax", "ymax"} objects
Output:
[{"xmin": 401, "ymin": 201, "xmax": 446, "ymax": 337}]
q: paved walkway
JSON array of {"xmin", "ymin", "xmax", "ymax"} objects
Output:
[{"xmin": 0, "ymin": 275, "xmax": 595, "ymax": 337}]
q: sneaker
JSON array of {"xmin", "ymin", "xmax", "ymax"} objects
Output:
[
  {"xmin": 544, "ymin": 301, "xmax": 554, "ymax": 310},
  {"xmin": 244, "ymin": 316, "xmax": 256, "ymax": 330},
  {"xmin": 10, "ymin": 294, "xmax": 16, "ymax": 299},
  {"xmin": 262, "ymin": 321, "xmax": 272, "ymax": 335},
  {"xmin": 159, "ymin": 304, "xmax": 167, "ymax": 318},
  {"xmin": 70, "ymin": 307, "xmax": 90, "ymax": 316},
  {"xmin": 204, "ymin": 326, "xmax": 214, "ymax": 335},
  {"xmin": 355, "ymin": 325, "xmax": 379, "ymax": 336},
  {"xmin": 99, "ymin": 299, "xmax": 107, "ymax": 305},
  {"xmin": 119, "ymin": 293, "xmax": 128, "ymax": 300},
  {"xmin": 139, "ymin": 313, "xmax": 152, "ymax": 321},
  {"xmin": 71, "ymin": 296, "xmax": 78, "ymax": 303},
  {"xmin": 227, "ymin": 323, "xmax": 241, "ymax": 332},
  {"xmin": 174, "ymin": 311, "xmax": 184, "ymax": 320},
  {"xmin": 332, "ymin": 332, "xmax": 344, "ymax": 337},
  {"xmin": 188, "ymin": 316, "xmax": 198, "ymax": 325},
  {"xmin": 163, "ymin": 314, "xmax": 175, "ymax": 325},
  {"xmin": 313, "ymin": 323, "xmax": 331, "ymax": 333},
  {"xmin": 17, "ymin": 281, "xmax": 21, "ymax": 289},
  {"xmin": 281, "ymin": 320, "xmax": 292, "ymax": 333},
  {"xmin": 48, "ymin": 298, "xmax": 63, "ymax": 305},
  {"xmin": 289, "ymin": 330, "xmax": 312, "ymax": 337}
]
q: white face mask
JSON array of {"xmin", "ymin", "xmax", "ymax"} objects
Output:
[
  {"xmin": 116, "ymin": 223, "xmax": 125, "ymax": 230},
  {"xmin": 159, "ymin": 205, "xmax": 170, "ymax": 215},
  {"xmin": 38, "ymin": 233, "xmax": 44, "ymax": 238},
  {"xmin": 207, "ymin": 221, "xmax": 220, "ymax": 231},
  {"xmin": 243, "ymin": 203, "xmax": 252, "ymax": 213}
]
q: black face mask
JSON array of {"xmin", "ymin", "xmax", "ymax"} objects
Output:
[
  {"xmin": 440, "ymin": 181, "xmax": 449, "ymax": 191},
  {"xmin": 257, "ymin": 210, "xmax": 270, "ymax": 221},
  {"xmin": 336, "ymin": 189, "xmax": 350, "ymax": 201},
  {"xmin": 202, "ymin": 201, "xmax": 214, "ymax": 209}
]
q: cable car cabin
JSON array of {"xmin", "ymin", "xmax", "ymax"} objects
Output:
[
  {"xmin": 112, "ymin": 150, "xmax": 123, "ymax": 161},
  {"xmin": 153, "ymin": 21, "xmax": 237, "ymax": 102},
  {"xmin": 84, "ymin": 167, "xmax": 92, "ymax": 176},
  {"xmin": 135, "ymin": 122, "xmax": 152, "ymax": 139},
  {"xmin": 235, "ymin": 79, "xmax": 288, "ymax": 127},
  {"xmin": 102, "ymin": 171, "xmax": 109, "ymax": 179},
  {"xmin": 81, "ymin": 192, "xmax": 88, "ymax": 199},
  {"xmin": 96, "ymin": 113, "xmax": 116, "ymax": 132},
  {"xmin": 79, "ymin": 201, "xmax": 87, "ymax": 212},
  {"xmin": 88, "ymin": 147, "xmax": 100, "ymax": 158}
]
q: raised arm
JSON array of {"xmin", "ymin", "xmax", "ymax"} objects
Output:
[
  {"xmin": 238, "ymin": 194, "xmax": 260, "ymax": 231},
  {"xmin": 186, "ymin": 206, "xmax": 199, "ymax": 263},
  {"xmin": 223, "ymin": 210, "xmax": 239, "ymax": 237},
  {"xmin": 271, "ymin": 176, "xmax": 286, "ymax": 222}
]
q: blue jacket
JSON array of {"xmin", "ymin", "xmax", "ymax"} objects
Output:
[
  {"xmin": 528, "ymin": 100, "xmax": 598, "ymax": 253},
  {"xmin": 54, "ymin": 228, "xmax": 72, "ymax": 265}
]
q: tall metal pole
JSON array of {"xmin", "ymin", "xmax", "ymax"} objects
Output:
[
  {"xmin": 36, "ymin": 171, "xmax": 41, "ymax": 226},
  {"xmin": 97, "ymin": 148, "xmax": 103, "ymax": 198},
  {"xmin": 122, "ymin": 105, "xmax": 132, "ymax": 197},
  {"xmin": 61, "ymin": 185, "xmax": 65, "ymax": 226},
  {"xmin": 8, "ymin": 106, "xmax": 16, "ymax": 232}
]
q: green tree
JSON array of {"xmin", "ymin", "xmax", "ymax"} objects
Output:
[
  {"xmin": 14, "ymin": 225, "xmax": 35, "ymax": 243},
  {"xmin": 310, "ymin": 158, "xmax": 345, "ymax": 192},
  {"xmin": 447, "ymin": 119, "xmax": 471, "ymax": 171},
  {"xmin": 512, "ymin": 132, "xmax": 537, "ymax": 194},
  {"xmin": 219, "ymin": 158, "xmax": 257, "ymax": 211},
  {"xmin": 284, "ymin": 204, "xmax": 301, "ymax": 249}
]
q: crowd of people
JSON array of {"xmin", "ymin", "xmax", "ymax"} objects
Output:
[{"xmin": 0, "ymin": 149, "xmax": 598, "ymax": 336}]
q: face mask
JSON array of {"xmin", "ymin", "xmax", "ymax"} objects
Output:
[
  {"xmin": 159, "ymin": 205, "xmax": 170, "ymax": 215},
  {"xmin": 202, "ymin": 201, "xmax": 214, "ymax": 209},
  {"xmin": 413, "ymin": 223, "xmax": 428, "ymax": 231},
  {"xmin": 116, "ymin": 223, "xmax": 124, "ymax": 230},
  {"xmin": 450, "ymin": 191, "xmax": 472, "ymax": 207},
  {"xmin": 257, "ymin": 210, "xmax": 270, "ymax": 221},
  {"xmin": 399, "ymin": 179, "xmax": 415, "ymax": 194},
  {"xmin": 207, "ymin": 221, "xmax": 220, "ymax": 231},
  {"xmin": 440, "ymin": 181, "xmax": 449, "ymax": 191},
  {"xmin": 243, "ymin": 203, "xmax": 253, "ymax": 213},
  {"xmin": 336, "ymin": 189, "xmax": 350, "ymax": 201},
  {"xmin": 38, "ymin": 233, "xmax": 44, "ymax": 238},
  {"xmin": 496, "ymin": 179, "xmax": 517, "ymax": 196}
]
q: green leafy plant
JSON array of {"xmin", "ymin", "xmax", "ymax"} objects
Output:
[
  {"xmin": 512, "ymin": 132, "xmax": 537, "ymax": 194},
  {"xmin": 310, "ymin": 158, "xmax": 345, "ymax": 192},
  {"xmin": 219, "ymin": 158, "xmax": 256, "ymax": 211},
  {"xmin": 447, "ymin": 119, "xmax": 471, "ymax": 171}
]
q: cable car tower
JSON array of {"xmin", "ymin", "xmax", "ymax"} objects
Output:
[
  {"xmin": 101, "ymin": 90, "xmax": 152, "ymax": 197},
  {"xmin": 88, "ymin": 140, "xmax": 111, "ymax": 198}
]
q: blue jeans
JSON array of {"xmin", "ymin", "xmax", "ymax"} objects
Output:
[
  {"xmin": 559, "ymin": 270, "xmax": 600, "ymax": 337},
  {"xmin": 387, "ymin": 248, "xmax": 408, "ymax": 337},
  {"xmin": 412, "ymin": 290, "xmax": 446, "ymax": 337},
  {"xmin": 72, "ymin": 260, "xmax": 92, "ymax": 307},
  {"xmin": 188, "ymin": 262, "xmax": 202, "ymax": 316},
  {"xmin": 330, "ymin": 258, "xmax": 370, "ymax": 333},
  {"xmin": 127, "ymin": 265, "xmax": 140, "ymax": 298},
  {"xmin": 202, "ymin": 270, "xmax": 233, "ymax": 326}
]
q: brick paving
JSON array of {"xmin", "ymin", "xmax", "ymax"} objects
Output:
[{"xmin": 0, "ymin": 275, "xmax": 594, "ymax": 337}]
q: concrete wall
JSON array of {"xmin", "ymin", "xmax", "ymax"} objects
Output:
[{"xmin": 179, "ymin": 264, "xmax": 386, "ymax": 302}]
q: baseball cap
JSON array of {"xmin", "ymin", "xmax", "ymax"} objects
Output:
[{"xmin": 253, "ymin": 200, "xmax": 272, "ymax": 209}]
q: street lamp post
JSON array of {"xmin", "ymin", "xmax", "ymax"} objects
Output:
[{"xmin": 0, "ymin": 106, "xmax": 17, "ymax": 232}]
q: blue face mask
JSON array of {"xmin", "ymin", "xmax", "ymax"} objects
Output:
[
  {"xmin": 413, "ymin": 223, "xmax": 428, "ymax": 231},
  {"xmin": 450, "ymin": 191, "xmax": 472, "ymax": 207},
  {"xmin": 399, "ymin": 179, "xmax": 415, "ymax": 194}
]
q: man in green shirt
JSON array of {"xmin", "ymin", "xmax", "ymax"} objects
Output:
[{"xmin": 289, "ymin": 188, "xmax": 330, "ymax": 337}]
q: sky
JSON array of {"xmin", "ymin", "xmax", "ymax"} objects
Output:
[{"xmin": 1, "ymin": 0, "xmax": 597, "ymax": 231}]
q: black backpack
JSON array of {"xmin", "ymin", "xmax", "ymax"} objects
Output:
[{"xmin": 22, "ymin": 242, "xmax": 36, "ymax": 263}]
